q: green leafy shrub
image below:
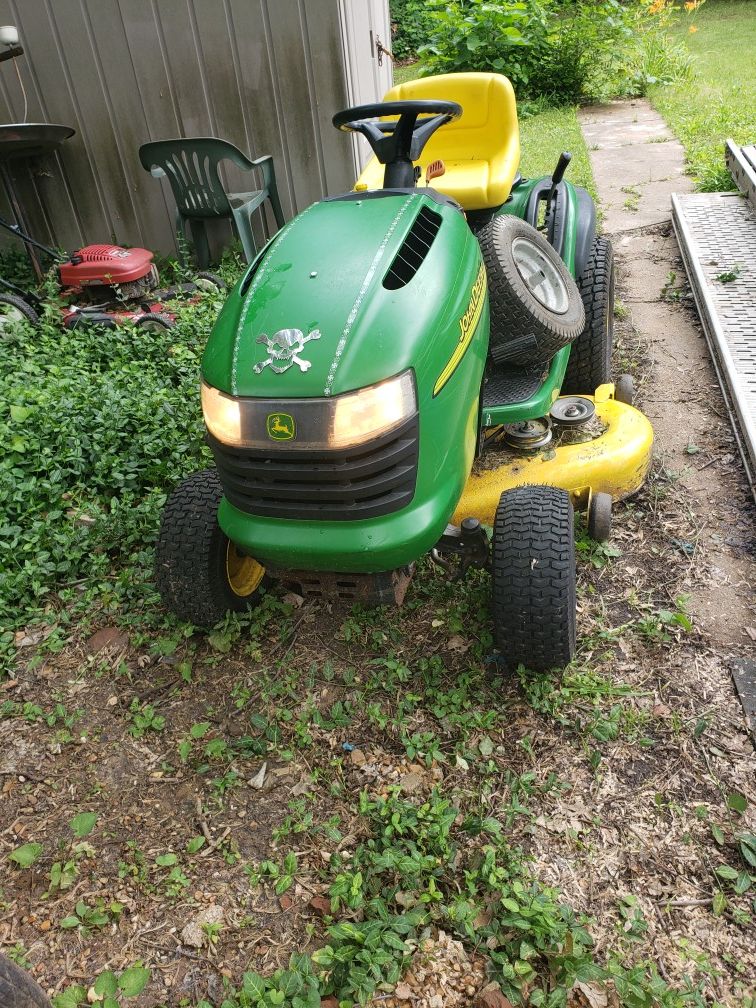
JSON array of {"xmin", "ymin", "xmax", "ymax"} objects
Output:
[
  {"xmin": 417, "ymin": 0, "xmax": 693, "ymax": 103},
  {"xmin": 389, "ymin": 0, "xmax": 436, "ymax": 60},
  {"xmin": 418, "ymin": 0, "xmax": 551, "ymax": 93}
]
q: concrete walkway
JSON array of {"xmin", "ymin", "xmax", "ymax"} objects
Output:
[{"xmin": 578, "ymin": 100, "xmax": 756, "ymax": 666}]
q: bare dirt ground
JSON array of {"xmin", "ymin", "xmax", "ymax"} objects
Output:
[{"xmin": 1, "ymin": 101, "xmax": 755, "ymax": 1008}]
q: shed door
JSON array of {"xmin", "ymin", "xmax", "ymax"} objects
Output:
[{"xmin": 338, "ymin": 0, "xmax": 393, "ymax": 176}]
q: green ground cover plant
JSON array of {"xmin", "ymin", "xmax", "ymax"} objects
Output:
[
  {"xmin": 0, "ymin": 260, "xmax": 233, "ymax": 669},
  {"xmin": 651, "ymin": 0, "xmax": 756, "ymax": 190}
]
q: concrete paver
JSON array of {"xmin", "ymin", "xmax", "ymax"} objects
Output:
[
  {"xmin": 580, "ymin": 99, "xmax": 693, "ymax": 232},
  {"xmin": 578, "ymin": 99, "xmax": 756, "ymax": 713}
]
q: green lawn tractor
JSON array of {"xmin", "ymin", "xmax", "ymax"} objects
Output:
[{"xmin": 155, "ymin": 72, "xmax": 653, "ymax": 671}]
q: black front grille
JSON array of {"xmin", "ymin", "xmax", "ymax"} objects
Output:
[{"xmin": 208, "ymin": 415, "xmax": 419, "ymax": 521}]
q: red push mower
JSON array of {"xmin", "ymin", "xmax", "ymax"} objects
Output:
[{"xmin": 0, "ymin": 213, "xmax": 224, "ymax": 333}]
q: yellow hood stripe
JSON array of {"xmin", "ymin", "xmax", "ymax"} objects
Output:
[{"xmin": 434, "ymin": 260, "xmax": 486, "ymax": 397}]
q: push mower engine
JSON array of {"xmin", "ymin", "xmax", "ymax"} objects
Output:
[{"xmin": 58, "ymin": 245, "xmax": 160, "ymax": 302}]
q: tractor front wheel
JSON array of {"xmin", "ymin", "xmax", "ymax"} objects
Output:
[
  {"xmin": 154, "ymin": 469, "xmax": 269, "ymax": 626},
  {"xmin": 491, "ymin": 484, "xmax": 576, "ymax": 672}
]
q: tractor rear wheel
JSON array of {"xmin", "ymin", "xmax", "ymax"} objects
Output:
[
  {"xmin": 491, "ymin": 484, "xmax": 576, "ymax": 671},
  {"xmin": 154, "ymin": 469, "xmax": 269, "ymax": 626},
  {"xmin": 476, "ymin": 215, "xmax": 585, "ymax": 367},
  {"xmin": 561, "ymin": 236, "xmax": 615, "ymax": 394}
]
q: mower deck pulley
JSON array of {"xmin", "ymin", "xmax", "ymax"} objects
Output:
[
  {"xmin": 549, "ymin": 396, "xmax": 596, "ymax": 427},
  {"xmin": 501, "ymin": 417, "xmax": 553, "ymax": 451}
]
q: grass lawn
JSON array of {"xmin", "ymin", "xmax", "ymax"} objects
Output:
[
  {"xmin": 651, "ymin": 0, "xmax": 756, "ymax": 189},
  {"xmin": 519, "ymin": 106, "xmax": 594, "ymax": 195}
]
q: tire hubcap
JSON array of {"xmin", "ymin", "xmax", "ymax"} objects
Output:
[
  {"xmin": 225, "ymin": 543, "xmax": 265, "ymax": 597},
  {"xmin": 512, "ymin": 237, "xmax": 570, "ymax": 314}
]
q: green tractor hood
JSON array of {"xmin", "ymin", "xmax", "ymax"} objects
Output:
[{"xmin": 203, "ymin": 193, "xmax": 473, "ymax": 399}]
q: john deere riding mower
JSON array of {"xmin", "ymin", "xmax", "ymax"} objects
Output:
[{"xmin": 155, "ymin": 73, "xmax": 653, "ymax": 671}]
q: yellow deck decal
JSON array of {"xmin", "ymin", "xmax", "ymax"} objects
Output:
[{"xmin": 434, "ymin": 260, "xmax": 486, "ymax": 396}]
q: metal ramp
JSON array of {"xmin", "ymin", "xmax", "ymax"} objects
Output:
[{"xmin": 672, "ymin": 140, "xmax": 756, "ymax": 500}]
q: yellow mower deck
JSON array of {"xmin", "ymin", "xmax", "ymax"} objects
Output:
[{"xmin": 453, "ymin": 383, "xmax": 653, "ymax": 525}]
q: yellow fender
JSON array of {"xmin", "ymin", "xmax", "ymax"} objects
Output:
[{"xmin": 453, "ymin": 383, "xmax": 654, "ymax": 526}]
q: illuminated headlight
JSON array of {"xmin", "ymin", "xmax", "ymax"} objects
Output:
[
  {"xmin": 331, "ymin": 371, "xmax": 415, "ymax": 448},
  {"xmin": 201, "ymin": 382, "xmax": 243, "ymax": 445},
  {"xmin": 201, "ymin": 370, "xmax": 416, "ymax": 450}
]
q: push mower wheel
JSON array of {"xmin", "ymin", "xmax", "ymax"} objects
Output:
[
  {"xmin": 0, "ymin": 952, "xmax": 51, "ymax": 1008},
  {"xmin": 154, "ymin": 469, "xmax": 269, "ymax": 627},
  {"xmin": 0, "ymin": 293, "xmax": 38, "ymax": 331},
  {"xmin": 136, "ymin": 312, "xmax": 174, "ymax": 333},
  {"xmin": 614, "ymin": 373, "xmax": 635, "ymax": 406},
  {"xmin": 65, "ymin": 312, "xmax": 117, "ymax": 330},
  {"xmin": 476, "ymin": 215, "xmax": 585, "ymax": 367},
  {"xmin": 588, "ymin": 491, "xmax": 613, "ymax": 542},
  {"xmin": 195, "ymin": 271, "xmax": 226, "ymax": 292},
  {"xmin": 561, "ymin": 236, "xmax": 615, "ymax": 395},
  {"xmin": 491, "ymin": 484, "xmax": 576, "ymax": 672}
]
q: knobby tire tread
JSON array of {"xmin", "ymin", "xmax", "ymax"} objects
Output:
[
  {"xmin": 491, "ymin": 484, "xmax": 576, "ymax": 671},
  {"xmin": 562, "ymin": 236, "xmax": 614, "ymax": 394},
  {"xmin": 476, "ymin": 215, "xmax": 584, "ymax": 367}
]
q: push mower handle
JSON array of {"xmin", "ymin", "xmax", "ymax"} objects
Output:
[{"xmin": 332, "ymin": 99, "xmax": 462, "ymax": 189}]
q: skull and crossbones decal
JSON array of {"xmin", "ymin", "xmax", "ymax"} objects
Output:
[{"xmin": 254, "ymin": 328, "xmax": 321, "ymax": 374}]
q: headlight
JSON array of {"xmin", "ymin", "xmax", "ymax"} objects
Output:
[
  {"xmin": 331, "ymin": 371, "xmax": 415, "ymax": 448},
  {"xmin": 201, "ymin": 382, "xmax": 242, "ymax": 445},
  {"xmin": 201, "ymin": 370, "xmax": 416, "ymax": 451}
]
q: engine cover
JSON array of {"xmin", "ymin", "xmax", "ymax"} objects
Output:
[{"xmin": 59, "ymin": 245, "xmax": 155, "ymax": 288}]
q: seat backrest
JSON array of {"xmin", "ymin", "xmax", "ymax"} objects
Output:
[
  {"xmin": 382, "ymin": 72, "xmax": 519, "ymax": 165},
  {"xmin": 139, "ymin": 138, "xmax": 255, "ymax": 219}
]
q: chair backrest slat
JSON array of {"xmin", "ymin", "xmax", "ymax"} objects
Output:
[{"xmin": 139, "ymin": 137, "xmax": 257, "ymax": 219}]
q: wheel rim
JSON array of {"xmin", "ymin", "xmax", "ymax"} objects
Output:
[
  {"xmin": 195, "ymin": 276, "xmax": 221, "ymax": 292},
  {"xmin": 0, "ymin": 304, "xmax": 25, "ymax": 330},
  {"xmin": 225, "ymin": 542, "xmax": 265, "ymax": 597},
  {"xmin": 512, "ymin": 237, "xmax": 570, "ymax": 314}
]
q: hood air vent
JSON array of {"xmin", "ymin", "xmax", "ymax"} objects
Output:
[{"xmin": 383, "ymin": 205, "xmax": 442, "ymax": 290}]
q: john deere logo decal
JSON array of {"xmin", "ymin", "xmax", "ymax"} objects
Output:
[{"xmin": 267, "ymin": 413, "xmax": 295, "ymax": 441}]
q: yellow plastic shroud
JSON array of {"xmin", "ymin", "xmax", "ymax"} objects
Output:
[{"xmin": 453, "ymin": 384, "xmax": 654, "ymax": 526}]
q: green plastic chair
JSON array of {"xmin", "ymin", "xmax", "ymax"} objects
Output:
[{"xmin": 139, "ymin": 137, "xmax": 285, "ymax": 267}]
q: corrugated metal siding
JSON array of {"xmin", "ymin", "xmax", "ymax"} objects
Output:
[{"xmin": 0, "ymin": 0, "xmax": 365, "ymax": 255}]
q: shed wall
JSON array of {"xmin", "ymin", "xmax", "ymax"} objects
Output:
[{"xmin": 0, "ymin": 0, "xmax": 381, "ymax": 255}]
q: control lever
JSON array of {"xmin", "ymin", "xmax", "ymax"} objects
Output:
[
  {"xmin": 425, "ymin": 159, "xmax": 446, "ymax": 184},
  {"xmin": 547, "ymin": 151, "xmax": 572, "ymax": 206}
]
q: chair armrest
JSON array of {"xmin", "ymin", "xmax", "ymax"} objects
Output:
[{"xmin": 249, "ymin": 154, "xmax": 275, "ymax": 190}]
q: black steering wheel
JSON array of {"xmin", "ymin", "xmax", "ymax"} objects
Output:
[{"xmin": 332, "ymin": 99, "xmax": 462, "ymax": 189}]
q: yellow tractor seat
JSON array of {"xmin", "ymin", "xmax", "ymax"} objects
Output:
[{"xmin": 354, "ymin": 72, "xmax": 520, "ymax": 212}]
